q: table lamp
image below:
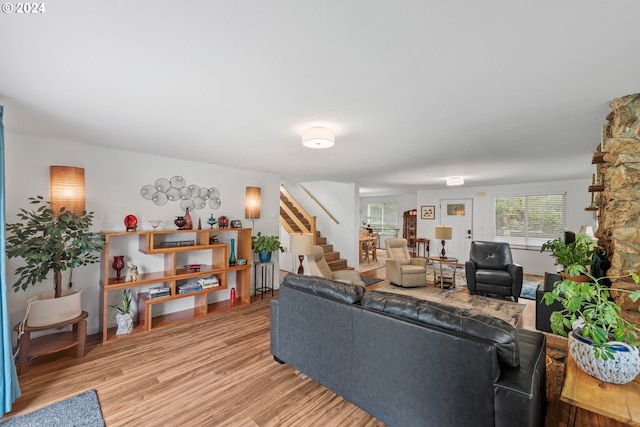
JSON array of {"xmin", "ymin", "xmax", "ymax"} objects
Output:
[
  {"xmin": 290, "ymin": 233, "xmax": 314, "ymax": 274},
  {"xmin": 434, "ymin": 226, "xmax": 453, "ymax": 258}
]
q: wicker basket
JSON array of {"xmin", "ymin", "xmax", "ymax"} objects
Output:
[{"xmin": 568, "ymin": 332, "xmax": 640, "ymax": 384}]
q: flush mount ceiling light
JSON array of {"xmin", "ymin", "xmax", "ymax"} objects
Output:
[
  {"xmin": 446, "ymin": 176, "xmax": 464, "ymax": 186},
  {"xmin": 301, "ymin": 127, "xmax": 335, "ymax": 149}
]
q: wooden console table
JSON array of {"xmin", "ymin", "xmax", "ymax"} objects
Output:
[
  {"xmin": 13, "ymin": 311, "xmax": 88, "ymax": 374},
  {"xmin": 561, "ymin": 353, "xmax": 640, "ymax": 426}
]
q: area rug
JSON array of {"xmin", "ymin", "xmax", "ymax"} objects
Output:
[
  {"xmin": 0, "ymin": 390, "xmax": 105, "ymax": 427},
  {"xmin": 375, "ymin": 283, "xmax": 525, "ymax": 327},
  {"xmin": 360, "ymin": 275, "xmax": 383, "ymax": 286},
  {"xmin": 520, "ymin": 279, "xmax": 541, "ymax": 300}
]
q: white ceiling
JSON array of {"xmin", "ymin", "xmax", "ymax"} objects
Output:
[{"xmin": 1, "ymin": 1, "xmax": 639, "ymax": 196}]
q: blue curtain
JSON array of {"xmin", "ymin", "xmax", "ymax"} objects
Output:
[{"xmin": 0, "ymin": 105, "xmax": 21, "ymax": 415}]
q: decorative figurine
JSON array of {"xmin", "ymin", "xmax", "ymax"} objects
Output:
[
  {"xmin": 207, "ymin": 214, "xmax": 217, "ymax": 229},
  {"xmin": 125, "ymin": 262, "xmax": 139, "ymax": 282},
  {"xmin": 124, "ymin": 214, "xmax": 138, "ymax": 232}
]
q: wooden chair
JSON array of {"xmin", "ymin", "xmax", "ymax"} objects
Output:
[
  {"xmin": 360, "ymin": 229, "xmax": 371, "ymax": 262},
  {"xmin": 367, "ymin": 233, "xmax": 379, "ymax": 261}
]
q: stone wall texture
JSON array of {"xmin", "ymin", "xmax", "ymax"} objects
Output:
[{"xmin": 595, "ymin": 92, "xmax": 640, "ymax": 321}]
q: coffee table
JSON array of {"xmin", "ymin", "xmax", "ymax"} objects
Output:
[
  {"xmin": 428, "ymin": 256, "xmax": 458, "ymax": 289},
  {"xmin": 561, "ymin": 353, "xmax": 640, "ymax": 426}
]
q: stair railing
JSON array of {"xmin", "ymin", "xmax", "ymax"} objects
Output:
[{"xmin": 280, "ymin": 186, "xmax": 316, "ymax": 243}]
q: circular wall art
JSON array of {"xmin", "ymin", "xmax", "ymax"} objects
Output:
[{"xmin": 140, "ymin": 176, "xmax": 222, "ymax": 211}]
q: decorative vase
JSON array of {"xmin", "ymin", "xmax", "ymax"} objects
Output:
[
  {"xmin": 207, "ymin": 214, "xmax": 217, "ymax": 229},
  {"xmin": 568, "ymin": 330, "xmax": 640, "ymax": 384},
  {"xmin": 561, "ymin": 272, "xmax": 591, "ymax": 283},
  {"xmin": 230, "ymin": 287, "xmax": 236, "ymax": 307},
  {"xmin": 259, "ymin": 250, "xmax": 272, "ymax": 263},
  {"xmin": 174, "ymin": 216, "xmax": 187, "ymax": 230},
  {"xmin": 115, "ymin": 312, "xmax": 134, "ymax": 336},
  {"xmin": 229, "ymin": 238, "xmax": 236, "ymax": 266},
  {"xmin": 184, "ymin": 207, "xmax": 193, "ymax": 230},
  {"xmin": 112, "ymin": 255, "xmax": 125, "ymax": 280}
]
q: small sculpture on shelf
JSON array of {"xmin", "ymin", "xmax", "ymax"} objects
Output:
[
  {"xmin": 124, "ymin": 214, "xmax": 138, "ymax": 232},
  {"xmin": 125, "ymin": 262, "xmax": 139, "ymax": 282},
  {"xmin": 218, "ymin": 215, "xmax": 229, "ymax": 228},
  {"xmin": 174, "ymin": 216, "xmax": 187, "ymax": 230},
  {"xmin": 207, "ymin": 214, "xmax": 217, "ymax": 229}
]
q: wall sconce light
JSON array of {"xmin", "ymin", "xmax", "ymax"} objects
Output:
[
  {"xmin": 245, "ymin": 187, "xmax": 261, "ymax": 219},
  {"xmin": 302, "ymin": 127, "xmax": 335, "ymax": 149},
  {"xmin": 50, "ymin": 166, "xmax": 85, "ymax": 216},
  {"xmin": 434, "ymin": 225, "xmax": 453, "ymax": 258},
  {"xmin": 289, "ymin": 233, "xmax": 314, "ymax": 274}
]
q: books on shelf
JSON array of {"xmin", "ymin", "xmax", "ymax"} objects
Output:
[
  {"xmin": 178, "ymin": 282, "xmax": 202, "ymax": 294},
  {"xmin": 198, "ymin": 275, "xmax": 220, "ymax": 289},
  {"xmin": 147, "ymin": 285, "xmax": 171, "ymax": 299}
]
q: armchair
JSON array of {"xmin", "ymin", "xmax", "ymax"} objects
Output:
[
  {"xmin": 465, "ymin": 241, "xmax": 523, "ymax": 302},
  {"xmin": 307, "ymin": 246, "xmax": 366, "ymax": 287},
  {"xmin": 384, "ymin": 238, "xmax": 427, "ymax": 287}
]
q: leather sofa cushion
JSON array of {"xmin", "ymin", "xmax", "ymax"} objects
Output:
[
  {"xmin": 362, "ymin": 291, "xmax": 520, "ymax": 367},
  {"xmin": 476, "ymin": 269, "xmax": 513, "ymax": 286},
  {"xmin": 282, "ymin": 273, "xmax": 364, "ymax": 304}
]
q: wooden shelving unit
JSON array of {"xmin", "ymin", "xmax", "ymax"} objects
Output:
[
  {"xmin": 99, "ymin": 228, "xmax": 252, "ymax": 344},
  {"xmin": 403, "ymin": 209, "xmax": 417, "ymax": 252}
]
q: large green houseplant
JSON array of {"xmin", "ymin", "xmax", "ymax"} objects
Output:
[
  {"xmin": 5, "ymin": 196, "xmax": 104, "ymax": 298},
  {"xmin": 540, "ymin": 234, "xmax": 597, "ymax": 279},
  {"xmin": 251, "ymin": 232, "xmax": 285, "ymax": 262},
  {"xmin": 542, "ymin": 245, "xmax": 640, "ymax": 383}
]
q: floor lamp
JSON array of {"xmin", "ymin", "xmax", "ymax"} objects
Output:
[
  {"xmin": 290, "ymin": 233, "xmax": 313, "ymax": 274},
  {"xmin": 435, "ymin": 226, "xmax": 452, "ymax": 258}
]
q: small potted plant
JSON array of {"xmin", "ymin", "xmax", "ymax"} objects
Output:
[
  {"xmin": 5, "ymin": 196, "xmax": 104, "ymax": 326},
  {"xmin": 251, "ymin": 232, "xmax": 285, "ymax": 262},
  {"xmin": 540, "ymin": 234, "xmax": 597, "ymax": 281},
  {"xmin": 110, "ymin": 289, "xmax": 133, "ymax": 336},
  {"xmin": 543, "ymin": 262, "xmax": 640, "ymax": 384}
]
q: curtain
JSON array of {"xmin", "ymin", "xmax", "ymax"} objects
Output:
[{"xmin": 0, "ymin": 105, "xmax": 21, "ymax": 415}]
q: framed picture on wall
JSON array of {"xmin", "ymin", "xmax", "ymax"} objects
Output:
[{"xmin": 421, "ymin": 205, "xmax": 435, "ymax": 220}]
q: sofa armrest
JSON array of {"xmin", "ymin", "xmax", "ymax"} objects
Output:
[
  {"xmin": 507, "ymin": 263, "xmax": 523, "ymax": 296},
  {"xmin": 465, "ymin": 261, "xmax": 478, "ymax": 291},
  {"xmin": 333, "ymin": 270, "xmax": 366, "ymax": 287}
]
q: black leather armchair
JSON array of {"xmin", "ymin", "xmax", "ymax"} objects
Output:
[{"xmin": 465, "ymin": 241, "xmax": 523, "ymax": 302}]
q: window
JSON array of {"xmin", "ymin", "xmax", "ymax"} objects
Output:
[
  {"xmin": 367, "ymin": 203, "xmax": 397, "ymax": 234},
  {"xmin": 494, "ymin": 194, "xmax": 565, "ymax": 248}
]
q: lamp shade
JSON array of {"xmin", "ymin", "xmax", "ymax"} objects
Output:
[
  {"xmin": 578, "ymin": 225, "xmax": 595, "ymax": 237},
  {"xmin": 245, "ymin": 186, "xmax": 261, "ymax": 219},
  {"xmin": 50, "ymin": 166, "xmax": 85, "ymax": 216},
  {"xmin": 301, "ymin": 127, "xmax": 335, "ymax": 149},
  {"xmin": 434, "ymin": 226, "xmax": 453, "ymax": 240},
  {"xmin": 290, "ymin": 233, "xmax": 313, "ymax": 255}
]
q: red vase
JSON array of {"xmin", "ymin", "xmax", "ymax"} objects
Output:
[
  {"xmin": 112, "ymin": 255, "xmax": 125, "ymax": 280},
  {"xmin": 230, "ymin": 288, "xmax": 236, "ymax": 306}
]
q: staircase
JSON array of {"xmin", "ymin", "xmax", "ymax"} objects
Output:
[{"xmin": 280, "ymin": 189, "xmax": 351, "ymax": 271}]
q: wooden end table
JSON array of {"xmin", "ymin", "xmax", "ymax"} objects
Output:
[
  {"xmin": 428, "ymin": 256, "xmax": 458, "ymax": 289},
  {"xmin": 14, "ymin": 311, "xmax": 88, "ymax": 374},
  {"xmin": 561, "ymin": 353, "xmax": 640, "ymax": 426}
]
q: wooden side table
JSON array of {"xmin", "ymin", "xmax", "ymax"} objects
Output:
[
  {"xmin": 13, "ymin": 311, "xmax": 88, "ymax": 374},
  {"xmin": 415, "ymin": 238, "xmax": 430, "ymax": 258},
  {"xmin": 561, "ymin": 353, "xmax": 640, "ymax": 426}
]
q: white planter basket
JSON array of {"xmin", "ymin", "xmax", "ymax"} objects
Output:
[
  {"xmin": 26, "ymin": 290, "xmax": 82, "ymax": 327},
  {"xmin": 568, "ymin": 331, "xmax": 640, "ymax": 384},
  {"xmin": 116, "ymin": 312, "xmax": 134, "ymax": 336}
]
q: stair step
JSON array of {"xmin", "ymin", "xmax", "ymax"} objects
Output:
[
  {"xmin": 328, "ymin": 259, "xmax": 348, "ymax": 270},
  {"xmin": 324, "ymin": 251, "xmax": 340, "ymax": 262}
]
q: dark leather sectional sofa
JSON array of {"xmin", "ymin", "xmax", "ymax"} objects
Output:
[{"xmin": 270, "ymin": 274, "xmax": 546, "ymax": 427}]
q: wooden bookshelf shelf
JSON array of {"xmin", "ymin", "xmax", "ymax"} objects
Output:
[{"xmin": 99, "ymin": 228, "xmax": 252, "ymax": 344}]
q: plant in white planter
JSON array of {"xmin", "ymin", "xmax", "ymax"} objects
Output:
[
  {"xmin": 5, "ymin": 196, "xmax": 104, "ymax": 326},
  {"xmin": 544, "ymin": 262, "xmax": 640, "ymax": 383},
  {"xmin": 110, "ymin": 289, "xmax": 133, "ymax": 336}
]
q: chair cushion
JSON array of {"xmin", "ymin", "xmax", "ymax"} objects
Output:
[
  {"xmin": 476, "ymin": 269, "xmax": 513, "ymax": 287},
  {"xmin": 470, "ymin": 241, "xmax": 512, "ymax": 270},
  {"xmin": 282, "ymin": 273, "xmax": 364, "ymax": 304},
  {"xmin": 400, "ymin": 264, "xmax": 426, "ymax": 274},
  {"xmin": 361, "ymin": 291, "xmax": 520, "ymax": 367}
]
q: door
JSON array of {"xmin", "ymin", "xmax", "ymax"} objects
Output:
[{"xmin": 439, "ymin": 199, "xmax": 473, "ymax": 261}]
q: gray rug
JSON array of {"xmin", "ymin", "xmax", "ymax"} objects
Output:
[
  {"xmin": 376, "ymin": 283, "xmax": 525, "ymax": 327},
  {"xmin": 520, "ymin": 279, "xmax": 541, "ymax": 300},
  {"xmin": 1, "ymin": 390, "xmax": 104, "ymax": 427}
]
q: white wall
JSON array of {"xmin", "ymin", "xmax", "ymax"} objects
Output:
[
  {"xmin": 416, "ymin": 179, "xmax": 595, "ymax": 275},
  {"xmin": 4, "ymin": 133, "xmax": 281, "ymax": 337}
]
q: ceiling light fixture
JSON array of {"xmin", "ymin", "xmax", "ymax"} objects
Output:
[
  {"xmin": 302, "ymin": 127, "xmax": 335, "ymax": 149},
  {"xmin": 446, "ymin": 176, "xmax": 464, "ymax": 186}
]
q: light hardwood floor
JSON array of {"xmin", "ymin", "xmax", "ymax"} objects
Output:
[{"xmin": 3, "ymin": 264, "xmax": 631, "ymax": 427}]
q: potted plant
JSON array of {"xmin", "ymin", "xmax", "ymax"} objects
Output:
[
  {"xmin": 251, "ymin": 232, "xmax": 285, "ymax": 262},
  {"xmin": 110, "ymin": 289, "xmax": 133, "ymax": 336},
  {"xmin": 5, "ymin": 196, "xmax": 104, "ymax": 326},
  {"xmin": 543, "ymin": 262, "xmax": 640, "ymax": 384},
  {"xmin": 540, "ymin": 234, "xmax": 597, "ymax": 281}
]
